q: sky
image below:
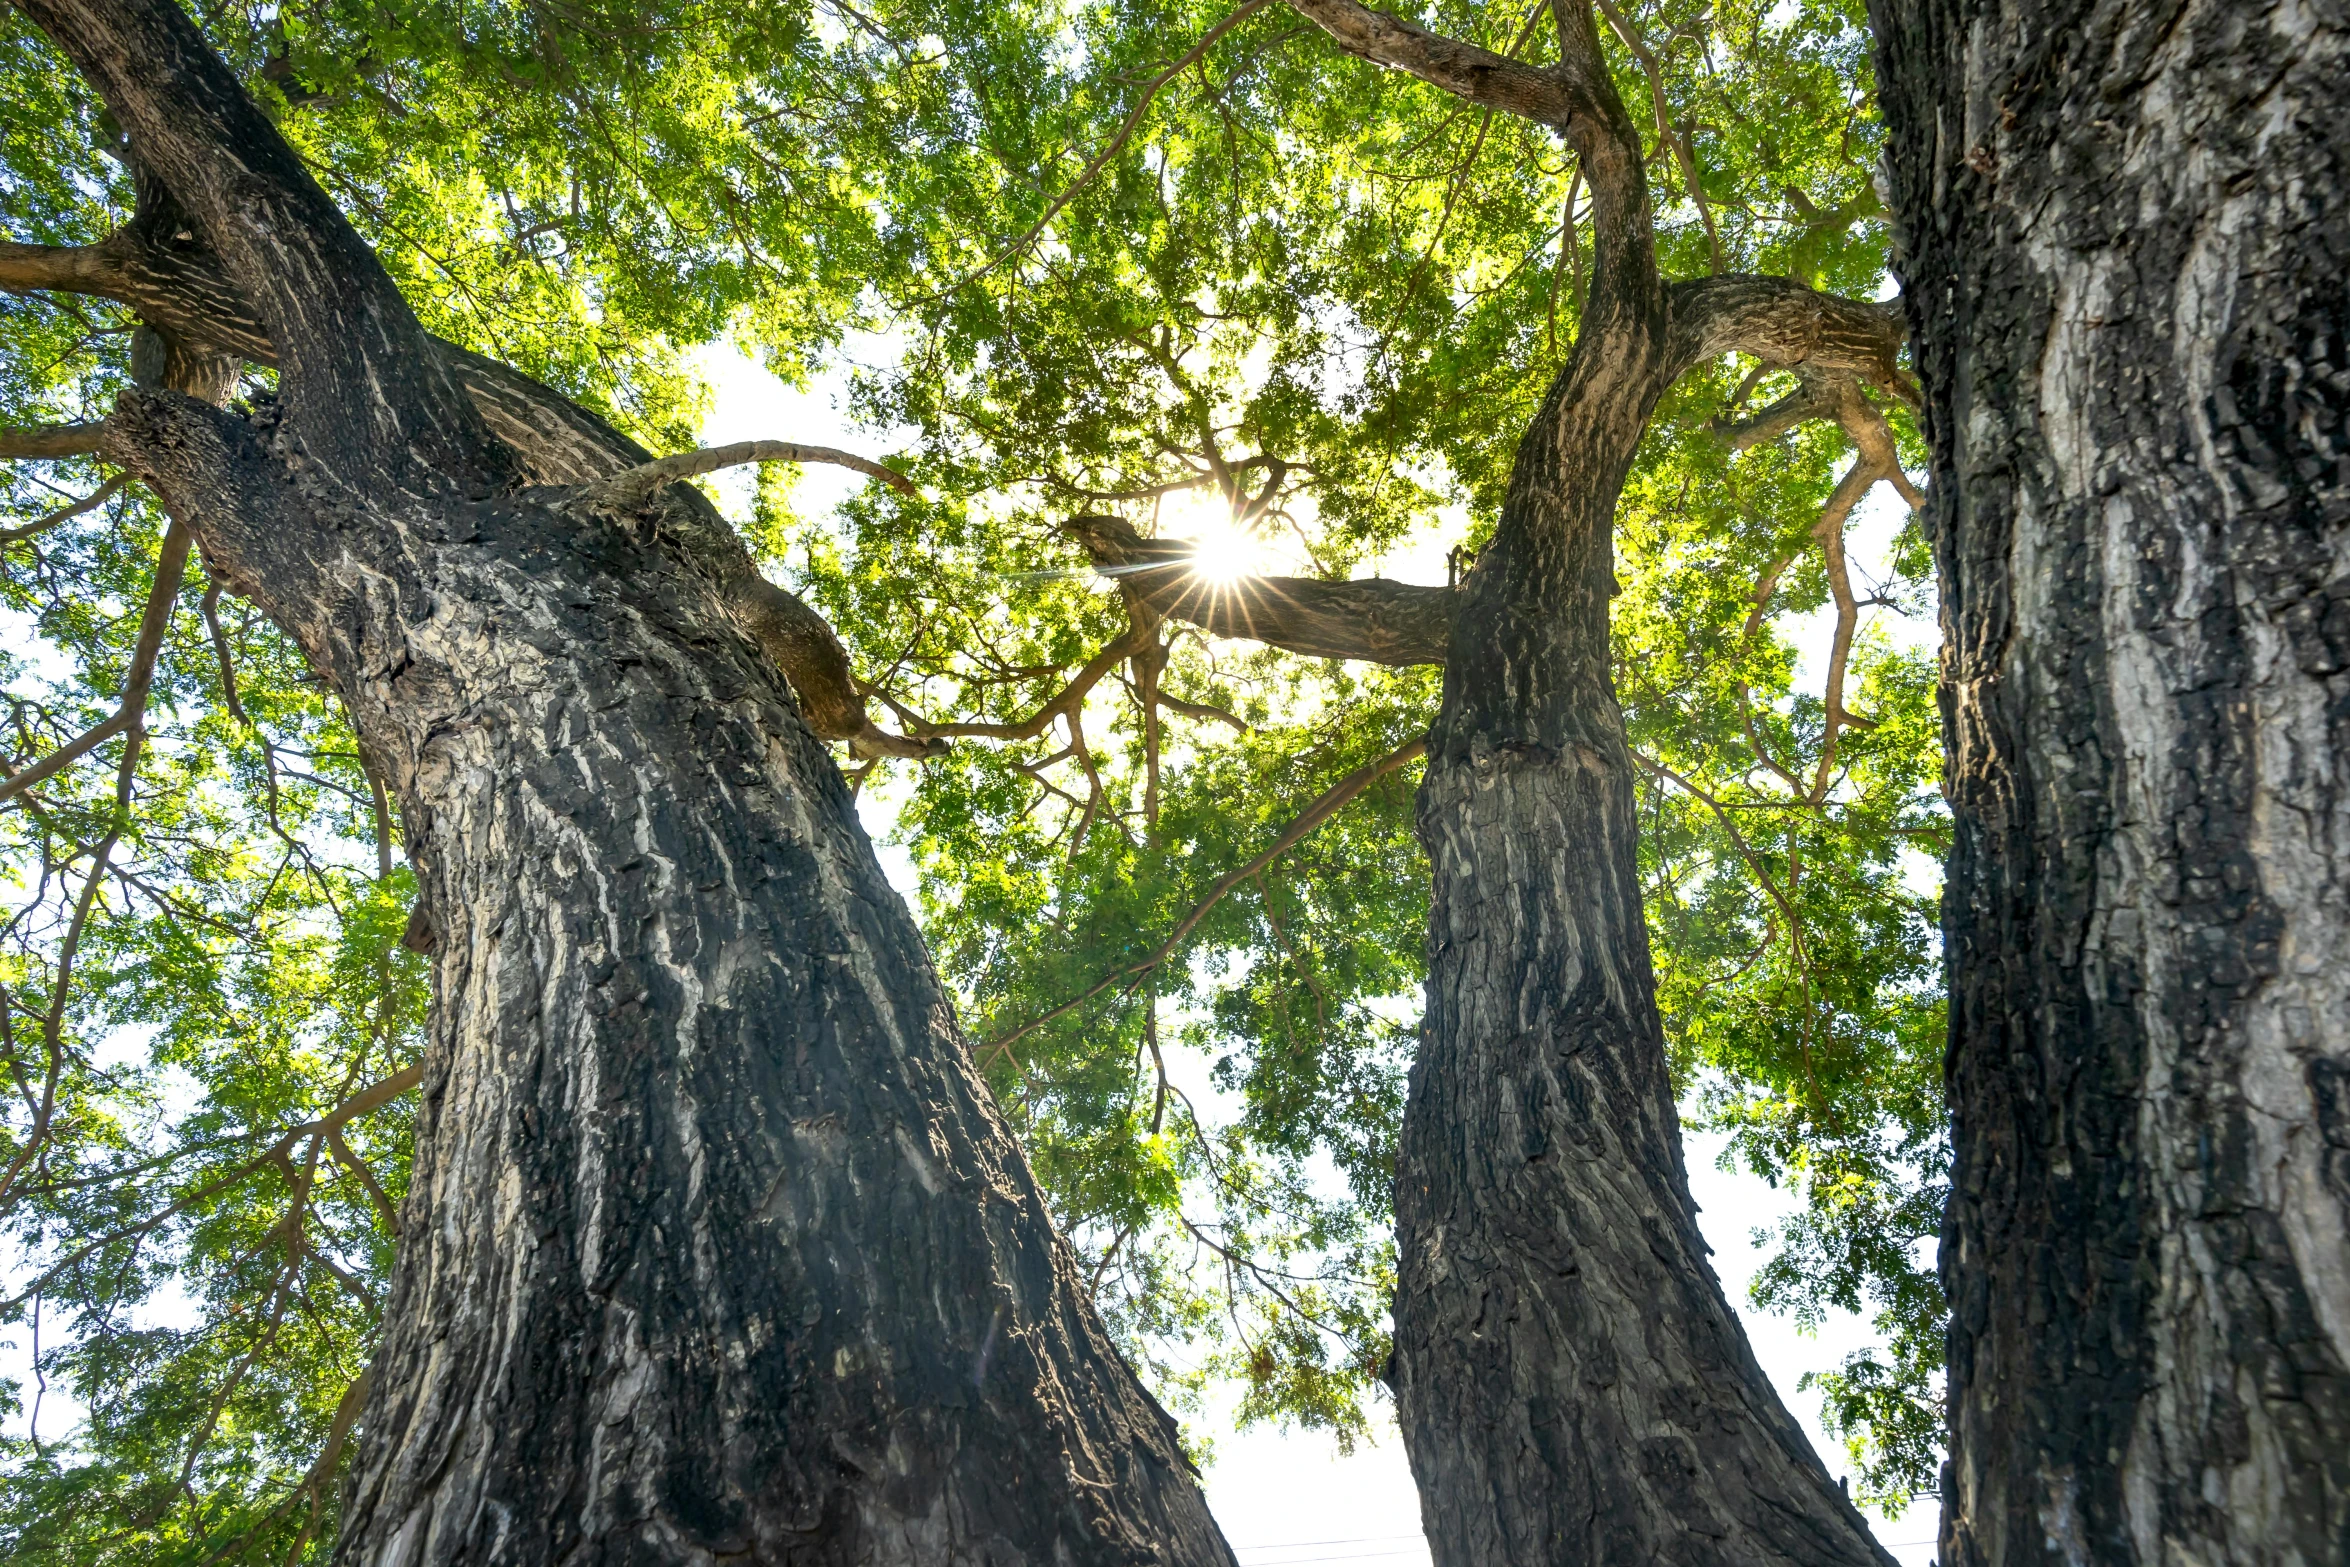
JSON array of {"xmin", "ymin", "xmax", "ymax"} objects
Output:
[{"xmin": 697, "ymin": 344, "xmax": 1944, "ymax": 1566}]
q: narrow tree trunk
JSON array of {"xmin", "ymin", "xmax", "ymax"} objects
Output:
[
  {"xmin": 1387, "ymin": 310, "xmax": 1892, "ymax": 1564},
  {"xmin": 1870, "ymin": 1, "xmax": 2350, "ymax": 1561}
]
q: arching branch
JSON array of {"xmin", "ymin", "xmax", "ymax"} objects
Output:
[
  {"xmin": 579, "ymin": 440, "xmax": 916, "ymax": 508},
  {"xmin": 1667, "ymin": 275, "xmax": 1912, "ymax": 401}
]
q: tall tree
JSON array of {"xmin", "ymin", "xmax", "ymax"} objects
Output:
[
  {"xmin": 1214, "ymin": 3, "xmax": 1905, "ymax": 1558},
  {"xmin": 824, "ymin": 0, "xmax": 1948, "ymax": 1505},
  {"xmin": 0, "ymin": 0, "xmax": 1234, "ymax": 1560},
  {"xmin": 1869, "ymin": 0, "xmax": 2350, "ymax": 1561}
]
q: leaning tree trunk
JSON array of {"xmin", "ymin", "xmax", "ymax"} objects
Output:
[
  {"xmin": 1390, "ymin": 343, "xmax": 1891, "ymax": 1567},
  {"xmin": 195, "ymin": 407, "xmax": 1221, "ymax": 1567},
  {"xmin": 1382, "ymin": 49, "xmax": 1895, "ymax": 1547},
  {"xmin": 27, "ymin": 2, "xmax": 1236, "ymax": 1562},
  {"xmin": 1870, "ymin": 0, "xmax": 2350, "ymax": 1561}
]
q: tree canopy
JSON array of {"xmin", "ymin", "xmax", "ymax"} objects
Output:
[{"xmin": 0, "ymin": 0, "xmax": 1944, "ymax": 1558}]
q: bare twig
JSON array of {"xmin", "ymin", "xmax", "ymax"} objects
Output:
[{"xmin": 579, "ymin": 440, "xmax": 914, "ymax": 509}]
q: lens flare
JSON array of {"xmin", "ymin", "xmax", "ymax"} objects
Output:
[{"xmin": 1156, "ymin": 489, "xmax": 1280, "ymax": 583}]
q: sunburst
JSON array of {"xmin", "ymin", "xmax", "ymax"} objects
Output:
[{"xmin": 1156, "ymin": 488, "xmax": 1282, "ymax": 583}]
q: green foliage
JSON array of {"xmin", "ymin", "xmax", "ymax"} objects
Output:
[{"xmin": 1, "ymin": 0, "xmax": 1947, "ymax": 1553}]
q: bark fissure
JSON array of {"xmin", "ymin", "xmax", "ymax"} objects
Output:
[{"xmin": 1872, "ymin": 0, "xmax": 2350, "ymax": 1562}]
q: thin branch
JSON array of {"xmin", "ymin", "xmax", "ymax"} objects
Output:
[
  {"xmin": 0, "ymin": 475, "xmax": 124, "ymax": 543},
  {"xmin": 1157, "ymin": 692, "xmax": 1249, "ymax": 732},
  {"xmin": 578, "ymin": 440, "xmax": 915, "ymax": 509},
  {"xmin": 0, "ymin": 1061, "xmax": 422, "ymax": 1312},
  {"xmin": 977, "ymin": 736, "xmax": 1425, "ymax": 1066},
  {"xmin": 0, "ymin": 515, "xmax": 193, "ymax": 807},
  {"xmin": 926, "ymin": 0, "xmax": 1273, "ymax": 299},
  {"xmin": 325, "ymin": 1124, "xmax": 400, "ymax": 1237},
  {"xmin": 913, "ymin": 621, "xmax": 1158, "ymax": 742},
  {"xmin": 198, "ymin": 570, "xmax": 250, "ymax": 725}
]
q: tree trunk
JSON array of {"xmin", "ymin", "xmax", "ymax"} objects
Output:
[
  {"xmin": 1385, "ymin": 277, "xmax": 1894, "ymax": 1566},
  {"xmin": 26, "ymin": 2, "xmax": 1238, "ymax": 1561},
  {"xmin": 127, "ymin": 397, "xmax": 1235, "ymax": 1567},
  {"xmin": 1870, "ymin": 1, "xmax": 2350, "ymax": 1561}
]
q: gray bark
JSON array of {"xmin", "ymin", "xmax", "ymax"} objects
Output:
[
  {"xmin": 23, "ymin": 1, "xmax": 1239, "ymax": 1561},
  {"xmin": 1282, "ymin": 5, "xmax": 1902, "ymax": 1561},
  {"xmin": 1870, "ymin": 0, "xmax": 2350, "ymax": 1561},
  {"xmin": 1386, "ymin": 301, "xmax": 1891, "ymax": 1567}
]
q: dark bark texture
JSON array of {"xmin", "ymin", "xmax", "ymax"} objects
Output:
[
  {"xmin": 20, "ymin": 1, "xmax": 1238, "ymax": 1562},
  {"xmin": 1870, "ymin": 0, "xmax": 2350, "ymax": 1561},
  {"xmin": 1331, "ymin": 5, "xmax": 1900, "ymax": 1562},
  {"xmin": 1386, "ymin": 303, "xmax": 1891, "ymax": 1567}
]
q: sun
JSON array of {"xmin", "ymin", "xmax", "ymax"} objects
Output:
[{"xmin": 1156, "ymin": 488, "xmax": 1284, "ymax": 584}]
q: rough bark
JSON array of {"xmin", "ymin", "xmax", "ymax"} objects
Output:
[
  {"xmin": 0, "ymin": 218, "xmax": 929, "ymax": 756},
  {"xmin": 1870, "ymin": 1, "xmax": 2350, "ymax": 1562},
  {"xmin": 1385, "ymin": 290, "xmax": 1890, "ymax": 1567},
  {"xmin": 1281, "ymin": 5, "xmax": 1901, "ymax": 1563},
  {"xmin": 20, "ymin": 1, "xmax": 1237, "ymax": 1561}
]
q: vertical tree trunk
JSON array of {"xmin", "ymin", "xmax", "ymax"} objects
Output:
[
  {"xmin": 1387, "ymin": 308, "xmax": 1893, "ymax": 1565},
  {"xmin": 1870, "ymin": 1, "xmax": 2350, "ymax": 1560}
]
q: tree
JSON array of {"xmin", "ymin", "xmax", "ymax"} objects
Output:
[
  {"xmin": 1869, "ymin": 0, "xmax": 2350, "ymax": 1561},
  {"xmin": 0, "ymin": 0, "xmax": 1952, "ymax": 1558},
  {"xmin": 0, "ymin": 0, "xmax": 1235, "ymax": 1560}
]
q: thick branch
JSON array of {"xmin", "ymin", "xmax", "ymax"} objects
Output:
[
  {"xmin": 1667, "ymin": 275, "xmax": 1912, "ymax": 401},
  {"xmin": 1066, "ymin": 514, "xmax": 1455, "ymax": 665},
  {"xmin": 1281, "ymin": 0, "xmax": 1583, "ymax": 124},
  {"xmin": 1712, "ymin": 369, "xmax": 1846, "ymax": 450},
  {"xmin": 18, "ymin": 0, "xmax": 500, "ymax": 481},
  {"xmin": 0, "ymin": 422, "xmax": 110, "ymax": 460},
  {"xmin": 1592, "ymin": 0, "xmax": 1722, "ymax": 273},
  {"xmin": 0, "ymin": 235, "xmax": 640, "ymax": 486}
]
